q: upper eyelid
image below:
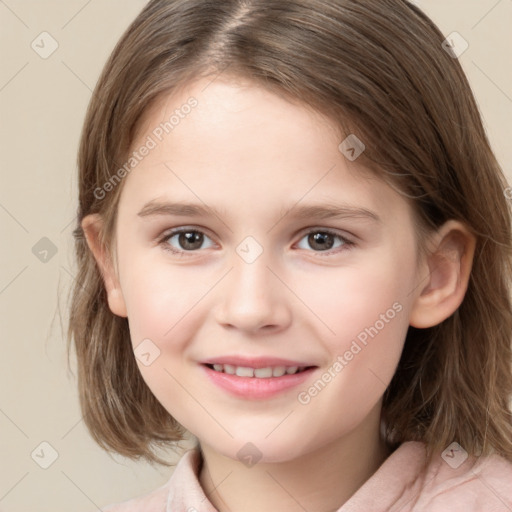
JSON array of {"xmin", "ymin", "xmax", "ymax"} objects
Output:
[
  {"xmin": 294, "ymin": 229, "xmax": 354, "ymax": 249},
  {"xmin": 159, "ymin": 226, "xmax": 351, "ymax": 239},
  {"xmin": 159, "ymin": 226, "xmax": 217, "ymax": 243},
  {"xmin": 159, "ymin": 226, "xmax": 354, "ymax": 250}
]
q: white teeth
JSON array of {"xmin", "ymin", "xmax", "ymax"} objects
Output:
[
  {"xmin": 224, "ymin": 364, "xmax": 236, "ymax": 375},
  {"xmin": 235, "ymin": 366, "xmax": 254, "ymax": 377},
  {"xmin": 254, "ymin": 367, "xmax": 273, "ymax": 378},
  {"xmin": 209, "ymin": 364, "xmax": 305, "ymax": 378},
  {"xmin": 272, "ymin": 366, "xmax": 286, "ymax": 377}
]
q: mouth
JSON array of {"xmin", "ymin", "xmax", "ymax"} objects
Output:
[
  {"xmin": 200, "ymin": 359, "xmax": 318, "ymax": 399},
  {"xmin": 204, "ymin": 363, "xmax": 314, "ymax": 378}
]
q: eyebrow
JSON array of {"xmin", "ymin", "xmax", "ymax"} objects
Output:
[
  {"xmin": 138, "ymin": 200, "xmax": 227, "ymax": 219},
  {"xmin": 137, "ymin": 200, "xmax": 380, "ymax": 223}
]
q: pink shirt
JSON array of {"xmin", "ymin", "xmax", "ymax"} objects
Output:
[{"xmin": 102, "ymin": 441, "xmax": 512, "ymax": 511}]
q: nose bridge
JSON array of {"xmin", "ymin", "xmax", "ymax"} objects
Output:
[
  {"xmin": 214, "ymin": 240, "xmax": 290, "ymax": 332},
  {"xmin": 232, "ymin": 246, "xmax": 273, "ymax": 296}
]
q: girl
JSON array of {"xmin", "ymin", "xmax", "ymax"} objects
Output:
[{"xmin": 67, "ymin": 0, "xmax": 512, "ymax": 510}]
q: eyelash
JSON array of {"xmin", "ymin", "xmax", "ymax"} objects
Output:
[{"xmin": 157, "ymin": 227, "xmax": 355, "ymax": 257}]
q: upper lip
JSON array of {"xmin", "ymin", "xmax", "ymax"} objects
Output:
[{"xmin": 201, "ymin": 356, "xmax": 316, "ymax": 368}]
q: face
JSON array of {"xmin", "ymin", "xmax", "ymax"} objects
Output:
[{"xmin": 105, "ymin": 76, "xmax": 425, "ymax": 463}]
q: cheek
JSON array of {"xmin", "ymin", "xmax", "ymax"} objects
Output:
[
  {"xmin": 292, "ymin": 250, "xmax": 414, "ymax": 347},
  {"xmin": 118, "ymin": 263, "xmax": 205, "ymax": 419},
  {"xmin": 317, "ymin": 254, "xmax": 414, "ymax": 410},
  {"xmin": 123, "ymin": 285, "xmax": 177, "ymax": 348},
  {"xmin": 290, "ymin": 248, "xmax": 415, "ymax": 410},
  {"xmin": 119, "ymin": 253, "xmax": 205, "ymax": 347}
]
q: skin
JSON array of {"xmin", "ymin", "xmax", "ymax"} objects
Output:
[{"xmin": 83, "ymin": 75, "xmax": 476, "ymax": 512}]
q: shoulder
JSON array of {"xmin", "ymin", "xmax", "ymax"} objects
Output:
[
  {"xmin": 101, "ymin": 480, "xmax": 170, "ymax": 512},
  {"xmin": 97, "ymin": 449, "xmax": 201, "ymax": 512},
  {"xmin": 411, "ymin": 444, "xmax": 512, "ymax": 511}
]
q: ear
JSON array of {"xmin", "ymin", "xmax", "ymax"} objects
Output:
[
  {"xmin": 409, "ymin": 220, "xmax": 476, "ymax": 328},
  {"xmin": 81, "ymin": 213, "xmax": 128, "ymax": 318}
]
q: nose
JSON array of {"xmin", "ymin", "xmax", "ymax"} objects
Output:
[{"xmin": 214, "ymin": 250, "xmax": 292, "ymax": 334}]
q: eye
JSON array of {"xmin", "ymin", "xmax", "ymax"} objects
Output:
[
  {"xmin": 295, "ymin": 229, "xmax": 354, "ymax": 254},
  {"xmin": 159, "ymin": 228, "xmax": 215, "ymax": 254},
  {"xmin": 157, "ymin": 227, "xmax": 355, "ymax": 256}
]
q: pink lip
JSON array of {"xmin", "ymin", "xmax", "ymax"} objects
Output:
[
  {"xmin": 201, "ymin": 355, "xmax": 314, "ymax": 368},
  {"xmin": 200, "ymin": 362, "xmax": 317, "ymax": 400}
]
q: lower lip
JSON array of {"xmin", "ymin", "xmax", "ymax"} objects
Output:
[{"xmin": 201, "ymin": 365, "xmax": 317, "ymax": 399}]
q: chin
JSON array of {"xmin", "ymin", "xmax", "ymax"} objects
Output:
[{"xmin": 206, "ymin": 434, "xmax": 311, "ymax": 466}]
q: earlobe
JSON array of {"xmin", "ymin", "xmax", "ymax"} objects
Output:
[
  {"xmin": 81, "ymin": 214, "xmax": 128, "ymax": 318},
  {"xmin": 409, "ymin": 220, "xmax": 476, "ymax": 329}
]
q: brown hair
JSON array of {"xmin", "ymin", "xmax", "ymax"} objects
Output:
[{"xmin": 67, "ymin": 0, "xmax": 512, "ymax": 467}]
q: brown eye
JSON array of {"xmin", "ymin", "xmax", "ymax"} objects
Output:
[
  {"xmin": 296, "ymin": 229, "xmax": 353, "ymax": 254},
  {"xmin": 177, "ymin": 231, "xmax": 204, "ymax": 250},
  {"xmin": 160, "ymin": 229, "xmax": 214, "ymax": 253},
  {"xmin": 307, "ymin": 232, "xmax": 335, "ymax": 251}
]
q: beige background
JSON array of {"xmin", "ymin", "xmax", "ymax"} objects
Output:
[{"xmin": 0, "ymin": 1, "xmax": 511, "ymax": 511}]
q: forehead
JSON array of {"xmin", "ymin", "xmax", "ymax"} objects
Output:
[{"xmin": 117, "ymin": 76, "xmax": 409, "ymax": 225}]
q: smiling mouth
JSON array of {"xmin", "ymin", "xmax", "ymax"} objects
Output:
[{"xmin": 204, "ymin": 363, "xmax": 315, "ymax": 378}]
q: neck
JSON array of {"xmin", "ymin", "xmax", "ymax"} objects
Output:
[{"xmin": 198, "ymin": 403, "xmax": 390, "ymax": 512}]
